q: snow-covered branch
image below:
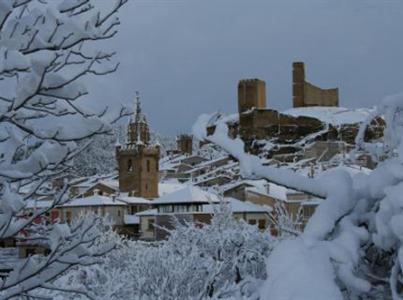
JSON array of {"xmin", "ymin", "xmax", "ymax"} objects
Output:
[{"xmin": 0, "ymin": 0, "xmax": 128, "ymax": 297}]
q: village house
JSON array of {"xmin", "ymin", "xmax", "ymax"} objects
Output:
[
  {"xmin": 136, "ymin": 186, "xmax": 271, "ymax": 241},
  {"xmin": 17, "ymin": 199, "xmax": 60, "ymax": 258}
]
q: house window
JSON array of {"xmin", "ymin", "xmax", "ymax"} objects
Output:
[
  {"xmin": 147, "ymin": 160, "xmax": 151, "ymax": 172},
  {"xmin": 159, "ymin": 205, "xmax": 173, "ymax": 213},
  {"xmin": 128, "ymin": 159, "xmax": 133, "ymax": 172},
  {"xmin": 66, "ymin": 211, "xmax": 72, "ymax": 223},
  {"xmin": 258, "ymin": 219, "xmax": 266, "ymax": 229},
  {"xmin": 248, "ymin": 219, "xmax": 256, "ymax": 225},
  {"xmin": 131, "ymin": 206, "xmax": 138, "ymax": 214},
  {"xmin": 148, "ymin": 219, "xmax": 154, "ymax": 231}
]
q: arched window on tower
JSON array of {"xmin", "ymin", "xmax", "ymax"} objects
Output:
[
  {"xmin": 147, "ymin": 160, "xmax": 150, "ymax": 172},
  {"xmin": 127, "ymin": 159, "xmax": 133, "ymax": 172}
]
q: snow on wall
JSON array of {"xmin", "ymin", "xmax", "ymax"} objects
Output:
[{"xmin": 283, "ymin": 106, "xmax": 375, "ymax": 126}]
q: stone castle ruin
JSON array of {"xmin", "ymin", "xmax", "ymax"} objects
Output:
[{"xmin": 207, "ymin": 62, "xmax": 384, "ymax": 164}]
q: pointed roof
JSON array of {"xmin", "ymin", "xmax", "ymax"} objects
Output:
[
  {"xmin": 127, "ymin": 91, "xmax": 150, "ymax": 145},
  {"xmin": 133, "ymin": 91, "xmax": 147, "ymax": 124}
]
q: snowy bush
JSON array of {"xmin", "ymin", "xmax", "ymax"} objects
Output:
[
  {"xmin": 0, "ymin": 0, "xmax": 128, "ymax": 298},
  {"xmin": 49, "ymin": 206, "xmax": 274, "ymax": 300}
]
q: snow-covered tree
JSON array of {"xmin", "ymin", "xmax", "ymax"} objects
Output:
[
  {"xmin": 72, "ymin": 133, "xmax": 117, "ymax": 177},
  {"xmin": 0, "ymin": 0, "xmax": 128, "ymax": 298},
  {"xmin": 49, "ymin": 205, "xmax": 274, "ymax": 300},
  {"xmin": 193, "ymin": 93, "xmax": 403, "ymax": 299}
]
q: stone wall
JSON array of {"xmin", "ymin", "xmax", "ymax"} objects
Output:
[
  {"xmin": 304, "ymin": 82, "xmax": 339, "ymax": 107},
  {"xmin": 292, "ymin": 62, "xmax": 339, "ymax": 108},
  {"xmin": 239, "ymin": 109, "xmax": 324, "ymax": 143}
]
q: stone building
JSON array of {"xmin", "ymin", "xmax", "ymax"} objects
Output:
[
  {"xmin": 116, "ymin": 93, "xmax": 160, "ymax": 199},
  {"xmin": 292, "ymin": 62, "xmax": 339, "ymax": 108},
  {"xmin": 177, "ymin": 134, "xmax": 193, "ymax": 155}
]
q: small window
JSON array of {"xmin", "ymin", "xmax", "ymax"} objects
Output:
[
  {"xmin": 248, "ymin": 219, "xmax": 256, "ymax": 225},
  {"xmin": 66, "ymin": 211, "xmax": 72, "ymax": 223},
  {"xmin": 131, "ymin": 206, "xmax": 138, "ymax": 214},
  {"xmin": 147, "ymin": 160, "xmax": 151, "ymax": 172},
  {"xmin": 258, "ymin": 219, "xmax": 266, "ymax": 229},
  {"xmin": 128, "ymin": 159, "xmax": 133, "ymax": 172},
  {"xmin": 148, "ymin": 219, "xmax": 154, "ymax": 231}
]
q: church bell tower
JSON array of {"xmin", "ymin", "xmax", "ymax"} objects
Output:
[{"xmin": 116, "ymin": 92, "xmax": 160, "ymax": 199}]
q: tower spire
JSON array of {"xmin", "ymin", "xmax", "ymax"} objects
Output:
[
  {"xmin": 135, "ymin": 91, "xmax": 141, "ymax": 115},
  {"xmin": 127, "ymin": 91, "xmax": 150, "ymax": 145}
]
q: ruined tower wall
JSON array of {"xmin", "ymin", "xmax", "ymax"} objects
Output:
[
  {"xmin": 292, "ymin": 62, "xmax": 305, "ymax": 108},
  {"xmin": 304, "ymin": 82, "xmax": 339, "ymax": 107},
  {"xmin": 177, "ymin": 134, "xmax": 193, "ymax": 155},
  {"xmin": 238, "ymin": 79, "xmax": 266, "ymax": 113},
  {"xmin": 292, "ymin": 62, "xmax": 339, "ymax": 108}
]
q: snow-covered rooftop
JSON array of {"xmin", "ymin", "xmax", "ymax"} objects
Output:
[
  {"xmin": 203, "ymin": 198, "xmax": 271, "ymax": 214},
  {"xmin": 153, "ymin": 186, "xmax": 220, "ymax": 205},
  {"xmin": 117, "ymin": 196, "xmax": 151, "ymax": 205},
  {"xmin": 62, "ymin": 195, "xmax": 126, "ymax": 207},
  {"xmin": 283, "ymin": 106, "xmax": 374, "ymax": 126},
  {"xmin": 124, "ymin": 214, "xmax": 140, "ymax": 225},
  {"xmin": 25, "ymin": 200, "xmax": 53, "ymax": 209},
  {"xmin": 158, "ymin": 182, "xmax": 187, "ymax": 197},
  {"xmin": 247, "ymin": 182, "xmax": 305, "ymax": 202},
  {"xmin": 220, "ymin": 179, "xmax": 267, "ymax": 193},
  {"xmin": 98, "ymin": 179, "xmax": 119, "ymax": 191},
  {"xmin": 136, "ymin": 208, "xmax": 158, "ymax": 216}
]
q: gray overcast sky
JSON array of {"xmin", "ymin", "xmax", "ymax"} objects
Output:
[{"xmin": 87, "ymin": 0, "xmax": 403, "ymax": 136}]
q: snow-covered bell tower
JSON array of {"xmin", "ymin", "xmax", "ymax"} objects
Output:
[{"xmin": 116, "ymin": 92, "xmax": 160, "ymax": 198}]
